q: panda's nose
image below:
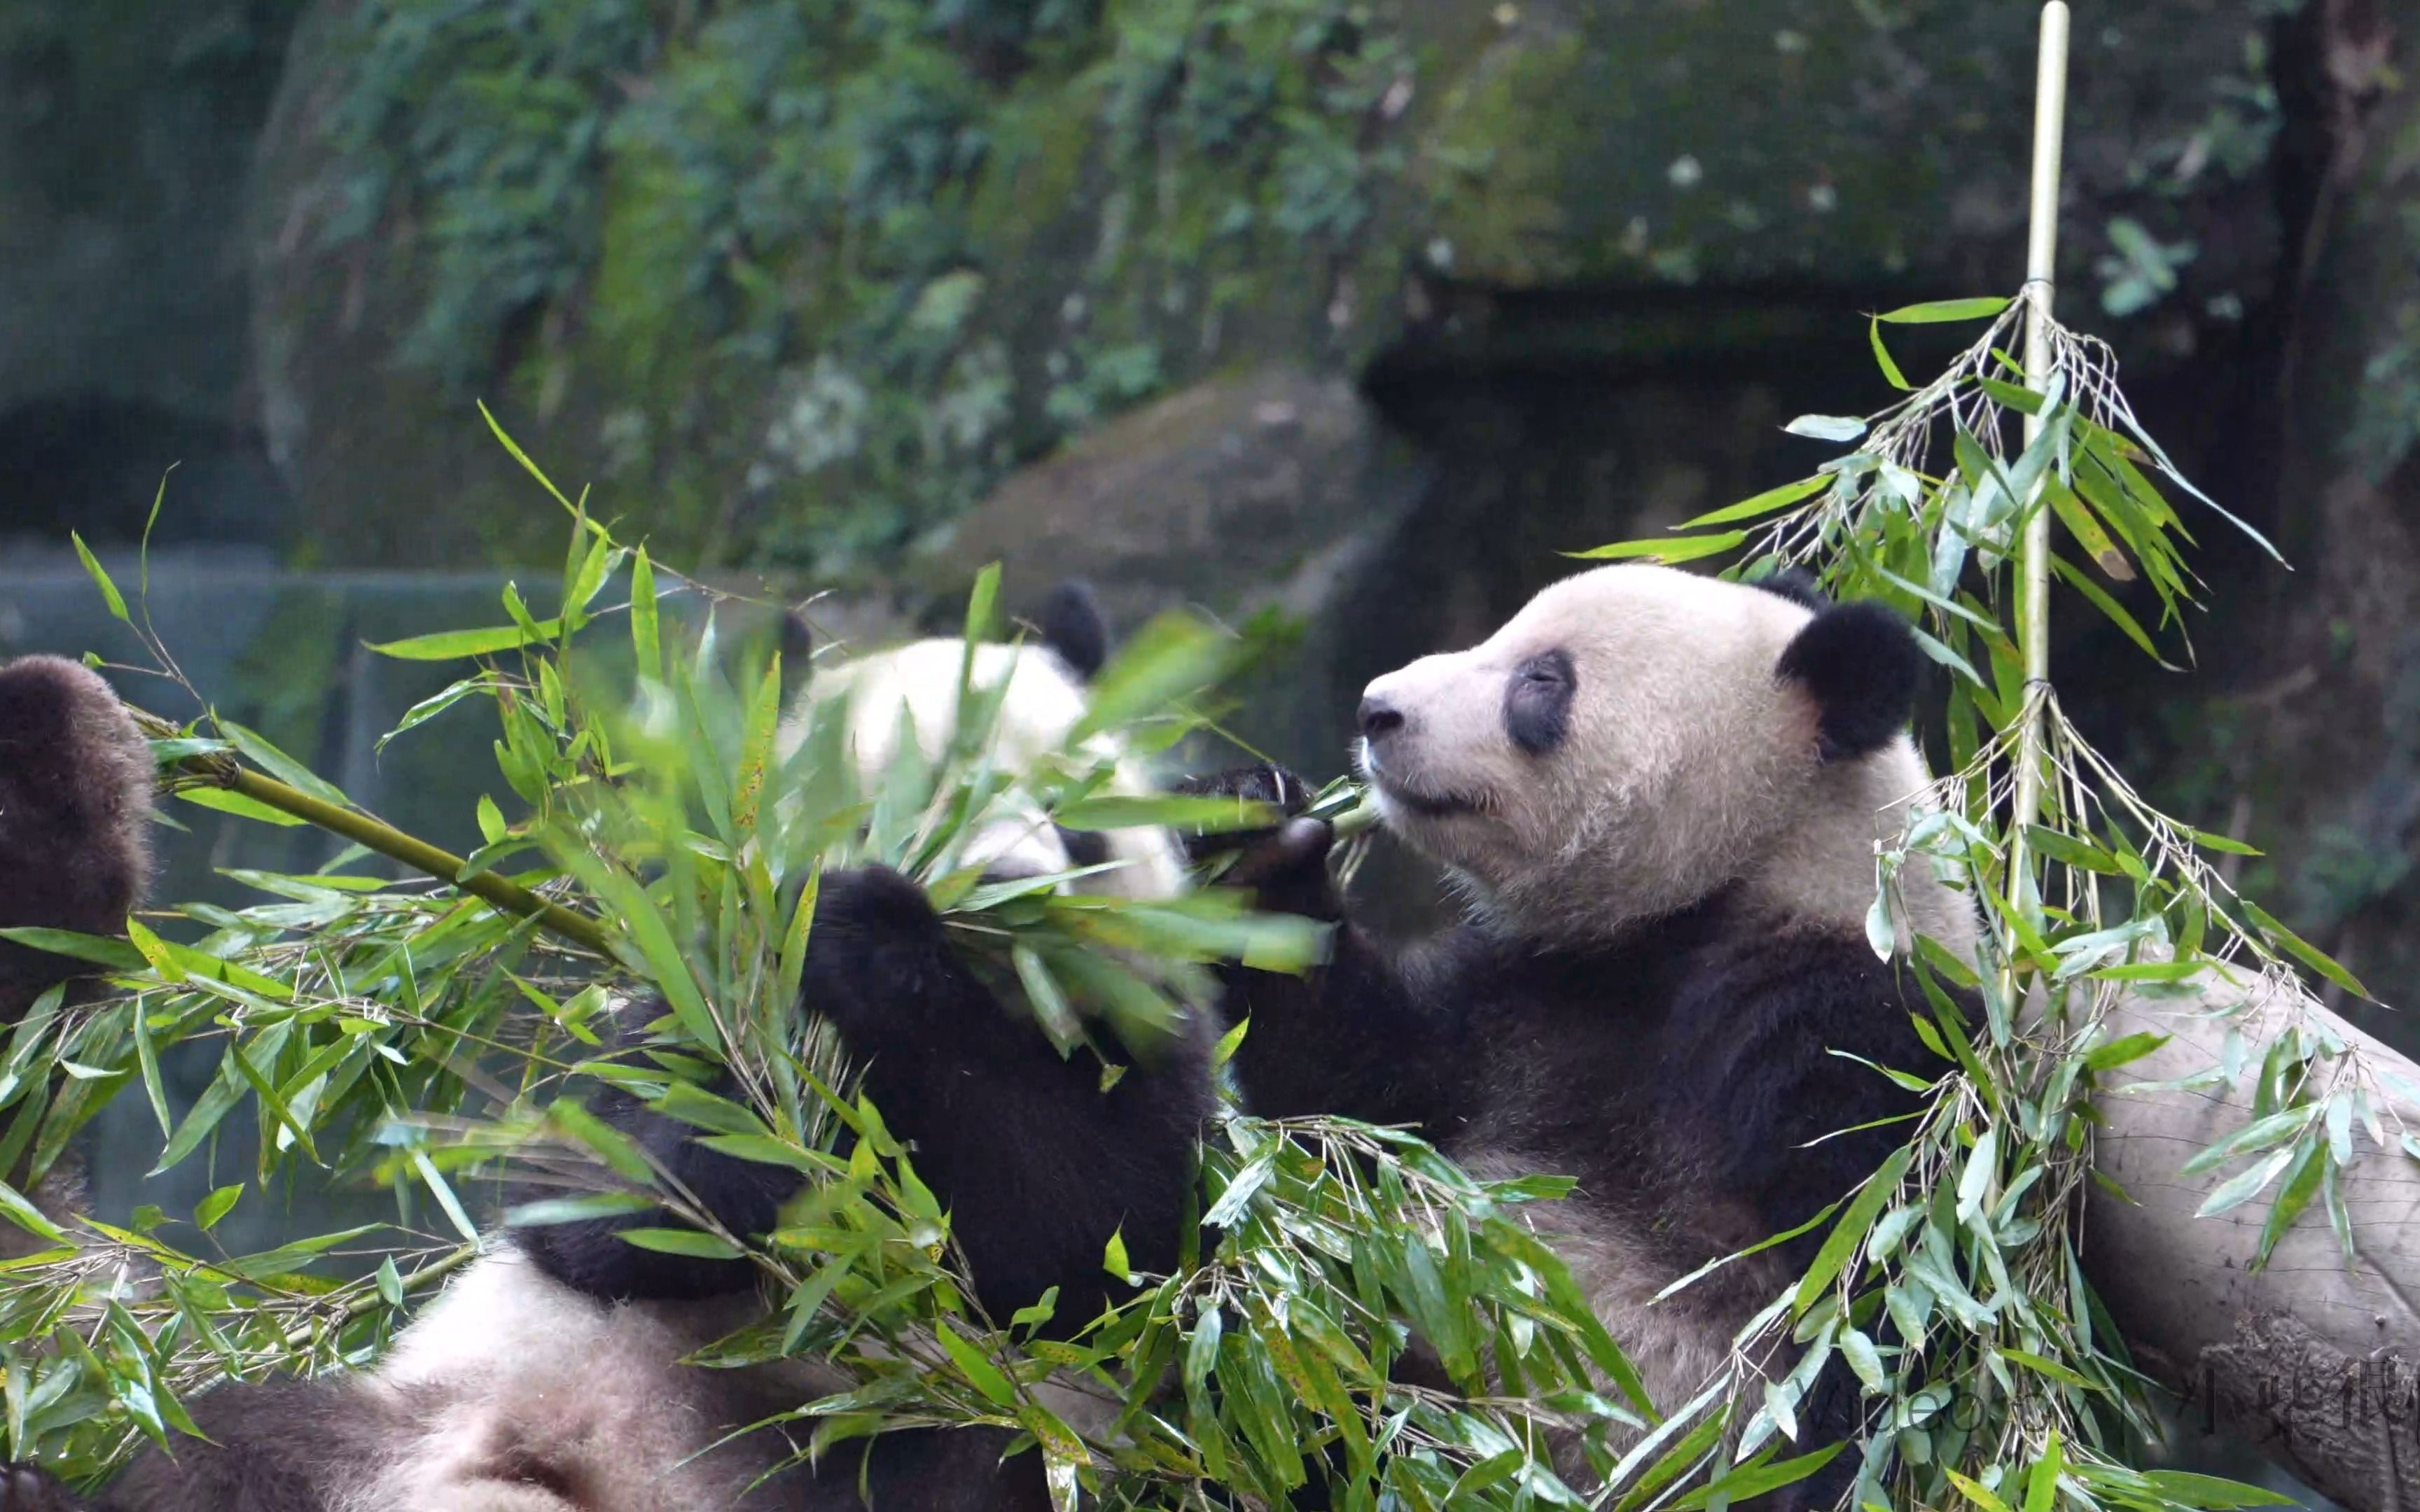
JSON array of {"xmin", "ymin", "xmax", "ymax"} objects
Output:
[{"xmin": 1358, "ymin": 696, "xmax": 1405, "ymax": 741}]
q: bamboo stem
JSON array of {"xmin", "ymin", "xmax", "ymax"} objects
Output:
[
  {"xmin": 141, "ymin": 710, "xmax": 618, "ymax": 956},
  {"xmin": 218, "ymin": 767, "xmax": 614, "ymax": 952},
  {"xmin": 2005, "ymin": 1, "xmax": 2071, "ymax": 925}
]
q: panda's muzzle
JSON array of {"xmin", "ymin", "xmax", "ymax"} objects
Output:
[
  {"xmin": 1360, "ymin": 743, "xmax": 1480, "ymax": 819},
  {"xmin": 1378, "ymin": 780, "xmax": 1480, "ymax": 819},
  {"xmin": 1358, "ymin": 688, "xmax": 1484, "ymax": 818}
]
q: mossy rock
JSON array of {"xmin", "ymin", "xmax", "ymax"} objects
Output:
[
  {"xmin": 922, "ymin": 368, "xmax": 1417, "ymax": 629},
  {"xmin": 249, "ymin": 0, "xmax": 2290, "ymax": 572},
  {"xmin": 1386, "ymin": 0, "xmax": 2283, "ymax": 301}
]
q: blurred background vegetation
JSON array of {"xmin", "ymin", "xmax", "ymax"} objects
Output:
[{"xmin": 0, "ymin": 5, "xmax": 2411, "ymax": 1472}]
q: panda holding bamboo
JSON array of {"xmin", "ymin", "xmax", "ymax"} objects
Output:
[
  {"xmin": 0, "ymin": 585, "xmax": 1212, "ymax": 1511},
  {"xmin": 1183, "ymin": 562, "xmax": 1974, "ymax": 1504}
]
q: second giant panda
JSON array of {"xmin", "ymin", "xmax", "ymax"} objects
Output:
[
  {"xmin": 1183, "ymin": 562, "xmax": 1977, "ymax": 1508},
  {"xmin": 0, "ymin": 585, "xmax": 1214, "ymax": 1511}
]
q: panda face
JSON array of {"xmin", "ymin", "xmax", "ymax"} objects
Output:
[{"xmin": 1356, "ymin": 564, "xmax": 1938, "ymax": 943}]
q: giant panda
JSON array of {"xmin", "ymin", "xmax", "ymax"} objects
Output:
[
  {"xmin": 0, "ymin": 584, "xmax": 1215, "ymax": 1511},
  {"xmin": 1181, "ymin": 562, "xmax": 1977, "ymax": 1507}
]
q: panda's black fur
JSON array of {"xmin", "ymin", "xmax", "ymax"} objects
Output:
[
  {"xmin": 0, "ymin": 589, "xmax": 1214, "ymax": 1511},
  {"xmin": 0, "ymin": 657, "xmax": 154, "ymax": 1260},
  {"xmin": 516, "ymin": 854, "xmax": 1214, "ymax": 1329},
  {"xmin": 0, "ymin": 657, "xmax": 153, "ymax": 1028},
  {"xmin": 1181, "ymin": 564, "xmax": 1973, "ymax": 1509}
]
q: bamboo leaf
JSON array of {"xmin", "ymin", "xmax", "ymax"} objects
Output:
[
  {"xmin": 366, "ymin": 623, "xmax": 564, "ymax": 662},
  {"xmin": 215, "ymin": 723, "xmax": 352, "ymax": 809},
  {"xmin": 1793, "ymin": 1146, "xmax": 1910, "ymax": 1315},
  {"xmin": 618, "ymin": 1227, "xmax": 744, "ymax": 1260},
  {"xmin": 2195, "ymin": 1143, "xmax": 2300, "ymax": 1218},
  {"xmin": 2253, "ymin": 1137, "xmax": 2325, "ymax": 1267},
  {"xmin": 1683, "ymin": 475, "xmax": 1829, "ymax": 528},
  {"xmin": 478, "ymin": 399, "xmax": 576, "ymax": 511},
  {"xmin": 2048, "ymin": 556, "xmax": 2179, "ymax": 669},
  {"xmin": 631, "ymin": 547, "xmax": 661, "ymax": 677},
  {"xmin": 1877, "ymin": 296, "xmax": 2012, "ymax": 325},
  {"xmin": 1056, "ymin": 794, "xmax": 1281, "ymax": 833},
  {"xmin": 2083, "ymin": 1032, "xmax": 2170, "ymax": 1072},
  {"xmin": 1947, "ymin": 1469, "xmax": 2015, "ymax": 1512},
  {"xmin": 176, "ymin": 786, "xmax": 310, "ymax": 827},
  {"xmin": 0, "ymin": 927, "xmax": 146, "ymax": 971},
  {"xmin": 2025, "ymin": 1430, "xmax": 2064, "ymax": 1512},
  {"xmin": 1955, "ymin": 1127, "xmax": 1998, "ymax": 1225},
  {"xmin": 2178, "ymin": 1107, "xmax": 2314, "ymax": 1177},
  {"xmin": 72, "ymin": 533, "xmax": 129, "ymax": 622},
  {"xmin": 2136, "ymin": 1472, "xmax": 2297, "ymax": 1508},
  {"xmin": 937, "ymin": 1320, "xmax": 1018, "ymax": 1408},
  {"xmin": 1567, "ymin": 531, "xmax": 1748, "ymax": 564},
  {"xmin": 2243, "ymin": 899, "xmax": 2371, "ymax": 999},
  {"xmin": 1786, "ymin": 414, "xmax": 1869, "ymax": 442},
  {"xmin": 193, "ymin": 1185, "xmax": 242, "ymax": 1232},
  {"xmin": 1870, "ymin": 321, "xmax": 1912, "ymax": 391}
]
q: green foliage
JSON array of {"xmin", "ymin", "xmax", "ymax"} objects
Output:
[
  {"xmin": 323, "ymin": 0, "xmax": 1407, "ymax": 570},
  {"xmin": 1580, "ymin": 293, "xmax": 2394, "ymax": 1512},
  {"xmin": 2, "ymin": 434, "xmax": 1689, "ymax": 1507},
  {"xmin": 13, "ymin": 304, "xmax": 2370, "ymax": 1511},
  {"xmin": 324, "ymin": 0, "xmax": 659, "ymax": 382}
]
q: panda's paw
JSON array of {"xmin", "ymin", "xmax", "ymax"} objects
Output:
[
  {"xmin": 1171, "ymin": 763, "xmax": 1317, "ymax": 820},
  {"xmin": 811, "ymin": 865, "xmax": 943, "ymax": 939},
  {"xmin": 1169, "ymin": 764, "xmax": 1320, "ymax": 864},
  {"xmin": 1171, "ymin": 768, "xmax": 1339, "ymax": 920},
  {"xmin": 0, "ymin": 1464, "xmax": 87, "ymax": 1511},
  {"xmin": 799, "ymin": 867, "xmax": 957, "ymax": 1037}
]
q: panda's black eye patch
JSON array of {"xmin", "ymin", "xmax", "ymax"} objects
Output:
[{"xmin": 1505, "ymin": 650, "xmax": 1576, "ymax": 755}]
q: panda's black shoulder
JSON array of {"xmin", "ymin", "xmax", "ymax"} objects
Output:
[{"xmin": 1662, "ymin": 920, "xmax": 1942, "ymax": 1190}]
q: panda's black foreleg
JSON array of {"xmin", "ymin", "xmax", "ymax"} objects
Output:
[
  {"xmin": 1173, "ymin": 766, "xmax": 1468, "ymax": 1135},
  {"xmin": 802, "ymin": 865, "xmax": 1214, "ymax": 1334},
  {"xmin": 520, "ymin": 864, "xmax": 1214, "ymax": 1329},
  {"xmin": 513, "ymin": 1016, "xmax": 794, "ymax": 1302}
]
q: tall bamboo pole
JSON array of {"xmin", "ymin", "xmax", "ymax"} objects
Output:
[{"xmin": 2005, "ymin": 2, "xmax": 2070, "ymax": 936}]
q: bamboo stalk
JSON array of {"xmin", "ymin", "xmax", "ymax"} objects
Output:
[
  {"xmin": 219, "ymin": 766, "xmax": 616, "ymax": 953},
  {"xmin": 2005, "ymin": 1, "xmax": 2071, "ymax": 930},
  {"xmin": 139, "ymin": 711, "xmax": 616, "ymax": 955}
]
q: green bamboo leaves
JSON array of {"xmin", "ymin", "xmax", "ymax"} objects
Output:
[{"xmin": 1566, "ymin": 291, "xmax": 2349, "ymax": 1512}]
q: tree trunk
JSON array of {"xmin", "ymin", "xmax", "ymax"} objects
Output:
[{"xmin": 2087, "ymin": 979, "xmax": 2420, "ymax": 1512}]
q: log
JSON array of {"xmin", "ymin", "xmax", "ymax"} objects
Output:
[{"xmin": 2087, "ymin": 978, "xmax": 2420, "ymax": 1512}]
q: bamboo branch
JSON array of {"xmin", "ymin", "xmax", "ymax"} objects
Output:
[{"xmin": 137, "ymin": 712, "xmax": 616, "ymax": 955}]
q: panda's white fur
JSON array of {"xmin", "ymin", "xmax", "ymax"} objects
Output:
[
  {"xmin": 1358, "ymin": 564, "xmax": 1974, "ymax": 960},
  {"xmin": 331, "ymin": 1252, "xmax": 838, "ymax": 1511},
  {"xmin": 34, "ymin": 626, "xmax": 1190, "ymax": 1512},
  {"xmin": 775, "ymin": 637, "xmax": 1185, "ymax": 903}
]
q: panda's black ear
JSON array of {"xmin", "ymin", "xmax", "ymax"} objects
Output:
[
  {"xmin": 779, "ymin": 611, "xmax": 816, "ymax": 701},
  {"xmin": 1037, "ymin": 580, "xmax": 1109, "ymax": 682},
  {"xmin": 1775, "ymin": 602, "xmax": 1921, "ymax": 761},
  {"xmin": 1750, "ymin": 568, "xmax": 1830, "ymax": 611}
]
